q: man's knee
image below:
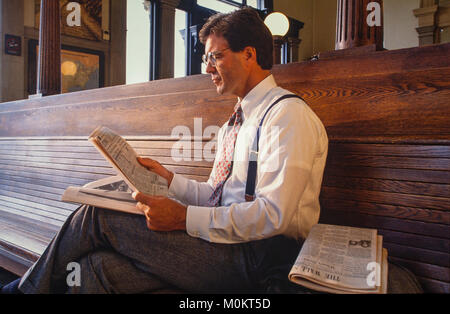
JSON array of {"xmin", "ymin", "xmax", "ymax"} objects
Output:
[
  {"xmin": 64, "ymin": 251, "xmax": 109, "ymax": 294},
  {"xmin": 73, "ymin": 250, "xmax": 166, "ymax": 293},
  {"xmin": 71, "ymin": 205, "xmax": 109, "ymax": 228},
  {"xmin": 70, "ymin": 204, "xmax": 96, "ymax": 222}
]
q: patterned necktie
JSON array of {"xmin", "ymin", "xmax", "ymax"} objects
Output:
[{"xmin": 208, "ymin": 103, "xmax": 243, "ymax": 206}]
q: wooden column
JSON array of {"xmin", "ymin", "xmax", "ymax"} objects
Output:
[
  {"xmin": 335, "ymin": 0, "xmax": 384, "ymax": 50},
  {"xmin": 273, "ymin": 36, "xmax": 283, "ymax": 65},
  {"xmin": 37, "ymin": 0, "xmax": 61, "ymax": 96},
  {"xmin": 287, "ymin": 37, "xmax": 301, "ymax": 63},
  {"xmin": 149, "ymin": 0, "xmax": 180, "ymax": 80},
  {"xmin": 109, "ymin": 0, "xmax": 126, "ymax": 86}
]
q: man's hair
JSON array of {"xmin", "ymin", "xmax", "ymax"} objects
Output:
[{"xmin": 199, "ymin": 7, "xmax": 274, "ymax": 70}]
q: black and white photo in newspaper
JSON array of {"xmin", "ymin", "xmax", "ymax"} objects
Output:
[{"xmin": 289, "ymin": 224, "xmax": 380, "ymax": 292}]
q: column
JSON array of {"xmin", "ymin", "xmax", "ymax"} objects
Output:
[
  {"xmin": 148, "ymin": 0, "xmax": 180, "ymax": 80},
  {"xmin": 109, "ymin": 0, "xmax": 126, "ymax": 86},
  {"xmin": 413, "ymin": 1, "xmax": 439, "ymax": 46},
  {"xmin": 287, "ymin": 37, "xmax": 301, "ymax": 63},
  {"xmin": 335, "ymin": 0, "xmax": 384, "ymax": 50},
  {"xmin": 273, "ymin": 36, "xmax": 283, "ymax": 65},
  {"xmin": 37, "ymin": 0, "xmax": 61, "ymax": 96}
]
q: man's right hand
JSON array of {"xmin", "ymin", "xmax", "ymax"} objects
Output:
[{"xmin": 137, "ymin": 157, "xmax": 174, "ymax": 187}]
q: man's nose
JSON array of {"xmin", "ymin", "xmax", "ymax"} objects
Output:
[{"xmin": 205, "ymin": 61, "xmax": 216, "ymax": 74}]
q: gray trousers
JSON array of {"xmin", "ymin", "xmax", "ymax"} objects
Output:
[{"xmin": 18, "ymin": 205, "xmax": 301, "ymax": 294}]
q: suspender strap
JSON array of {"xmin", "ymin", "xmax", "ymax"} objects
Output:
[{"xmin": 245, "ymin": 94, "xmax": 304, "ymax": 201}]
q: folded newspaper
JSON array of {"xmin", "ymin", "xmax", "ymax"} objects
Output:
[
  {"xmin": 288, "ymin": 224, "xmax": 388, "ymax": 294},
  {"xmin": 62, "ymin": 176, "xmax": 144, "ymax": 215},
  {"xmin": 88, "ymin": 126, "xmax": 168, "ymax": 196},
  {"xmin": 61, "ymin": 126, "xmax": 168, "ymax": 214}
]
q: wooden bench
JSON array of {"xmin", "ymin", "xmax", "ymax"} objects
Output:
[{"xmin": 0, "ymin": 43, "xmax": 448, "ymax": 293}]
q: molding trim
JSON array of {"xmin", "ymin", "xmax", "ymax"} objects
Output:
[{"xmin": 414, "ymin": 1, "xmax": 450, "ymax": 45}]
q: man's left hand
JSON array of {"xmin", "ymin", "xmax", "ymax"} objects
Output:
[{"xmin": 132, "ymin": 192, "xmax": 187, "ymax": 232}]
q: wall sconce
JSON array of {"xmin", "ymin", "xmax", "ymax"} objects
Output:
[{"xmin": 264, "ymin": 12, "xmax": 289, "ymax": 65}]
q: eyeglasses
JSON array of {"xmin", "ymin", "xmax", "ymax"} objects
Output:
[{"xmin": 202, "ymin": 48, "xmax": 231, "ymax": 67}]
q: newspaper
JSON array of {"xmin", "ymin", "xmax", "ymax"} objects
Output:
[
  {"xmin": 62, "ymin": 176, "xmax": 143, "ymax": 215},
  {"xmin": 289, "ymin": 224, "xmax": 387, "ymax": 294},
  {"xmin": 89, "ymin": 126, "xmax": 168, "ymax": 196}
]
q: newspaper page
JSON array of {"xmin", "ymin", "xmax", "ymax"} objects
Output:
[
  {"xmin": 89, "ymin": 126, "xmax": 168, "ymax": 196},
  {"xmin": 289, "ymin": 224, "xmax": 379, "ymax": 292},
  {"xmin": 84, "ymin": 175, "xmax": 132, "ymax": 190},
  {"xmin": 62, "ymin": 176, "xmax": 143, "ymax": 215}
]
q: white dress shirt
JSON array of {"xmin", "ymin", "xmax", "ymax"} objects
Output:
[{"xmin": 169, "ymin": 75, "xmax": 328, "ymax": 243}]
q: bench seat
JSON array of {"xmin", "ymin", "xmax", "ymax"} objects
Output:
[
  {"xmin": 0, "ymin": 136, "xmax": 212, "ymax": 275},
  {"xmin": 0, "ymin": 42, "xmax": 449, "ymax": 293}
]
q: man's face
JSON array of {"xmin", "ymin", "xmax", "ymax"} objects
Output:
[{"xmin": 204, "ymin": 34, "xmax": 249, "ymax": 98}]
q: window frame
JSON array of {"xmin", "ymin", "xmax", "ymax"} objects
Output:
[{"xmin": 148, "ymin": 0, "xmax": 273, "ymax": 80}]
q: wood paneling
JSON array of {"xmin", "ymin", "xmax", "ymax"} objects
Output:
[
  {"xmin": 0, "ymin": 43, "xmax": 449, "ymax": 137},
  {"xmin": 0, "ymin": 137, "xmax": 212, "ymax": 227}
]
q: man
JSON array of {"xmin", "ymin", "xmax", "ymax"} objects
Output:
[{"xmin": 1, "ymin": 8, "xmax": 327, "ymax": 294}]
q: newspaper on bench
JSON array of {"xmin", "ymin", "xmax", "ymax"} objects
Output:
[{"xmin": 289, "ymin": 223, "xmax": 387, "ymax": 294}]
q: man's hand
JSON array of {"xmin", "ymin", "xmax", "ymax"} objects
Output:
[
  {"xmin": 137, "ymin": 157, "xmax": 174, "ymax": 187},
  {"xmin": 133, "ymin": 192, "xmax": 187, "ymax": 232}
]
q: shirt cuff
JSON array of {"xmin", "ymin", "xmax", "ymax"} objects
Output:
[
  {"xmin": 168, "ymin": 173, "xmax": 186, "ymax": 199},
  {"xmin": 186, "ymin": 205, "xmax": 212, "ymax": 241}
]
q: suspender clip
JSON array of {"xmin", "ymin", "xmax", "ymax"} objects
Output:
[
  {"xmin": 245, "ymin": 194, "xmax": 256, "ymax": 202},
  {"xmin": 249, "ymin": 150, "xmax": 258, "ymax": 161}
]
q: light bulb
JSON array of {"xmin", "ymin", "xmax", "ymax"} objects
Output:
[{"xmin": 264, "ymin": 12, "xmax": 289, "ymax": 37}]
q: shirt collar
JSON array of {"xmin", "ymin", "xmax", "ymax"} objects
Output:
[{"xmin": 238, "ymin": 74, "xmax": 277, "ymax": 120}]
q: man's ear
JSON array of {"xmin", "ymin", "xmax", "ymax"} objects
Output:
[{"xmin": 244, "ymin": 46, "xmax": 257, "ymax": 63}]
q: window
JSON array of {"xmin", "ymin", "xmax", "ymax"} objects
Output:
[
  {"xmin": 174, "ymin": 9, "xmax": 188, "ymax": 78},
  {"xmin": 148, "ymin": 0, "xmax": 269, "ymax": 80},
  {"xmin": 196, "ymin": 0, "xmax": 262, "ymax": 74},
  {"xmin": 247, "ymin": 0, "xmax": 259, "ymax": 8},
  {"xmin": 197, "ymin": 0, "xmax": 259, "ymax": 12},
  {"xmin": 126, "ymin": 0, "xmax": 150, "ymax": 84},
  {"xmin": 197, "ymin": 0, "xmax": 239, "ymax": 13}
]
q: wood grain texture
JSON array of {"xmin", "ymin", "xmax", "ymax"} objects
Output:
[
  {"xmin": 323, "ymin": 175, "xmax": 449, "ymax": 198},
  {"xmin": 37, "ymin": 0, "xmax": 61, "ymax": 96},
  {"xmin": 325, "ymin": 164, "xmax": 450, "ymax": 184},
  {"xmin": 320, "ymin": 198, "xmax": 450, "ymax": 225},
  {"xmin": 321, "ymin": 186, "xmax": 449, "ymax": 211},
  {"xmin": 1, "ymin": 42, "xmax": 448, "ymax": 113},
  {"xmin": 319, "ymin": 207, "xmax": 450, "ymax": 239},
  {"xmin": 0, "ymin": 43, "xmax": 449, "ymax": 292},
  {"xmin": 0, "ymin": 44, "xmax": 449, "ymax": 137}
]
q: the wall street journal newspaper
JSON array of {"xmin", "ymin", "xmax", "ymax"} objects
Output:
[{"xmin": 289, "ymin": 224, "xmax": 388, "ymax": 294}]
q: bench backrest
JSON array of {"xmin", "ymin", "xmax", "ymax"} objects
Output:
[{"xmin": 0, "ymin": 43, "xmax": 449, "ymax": 292}]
